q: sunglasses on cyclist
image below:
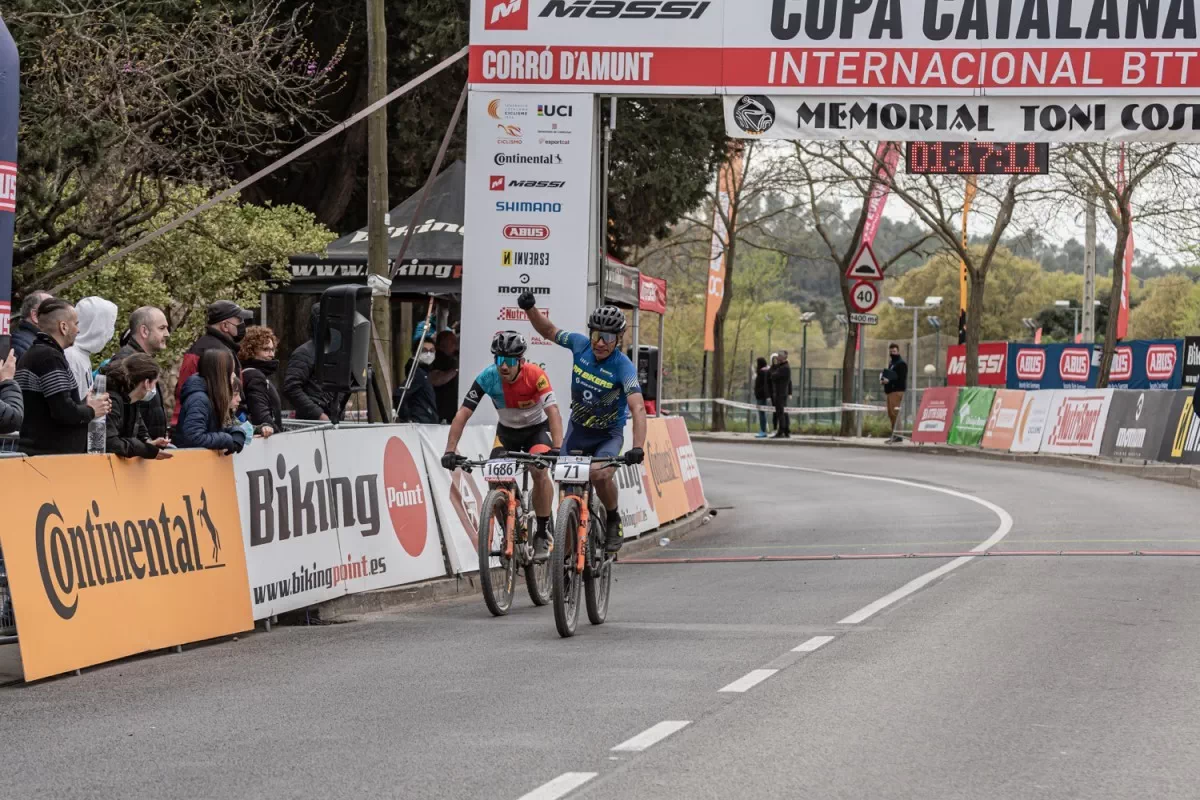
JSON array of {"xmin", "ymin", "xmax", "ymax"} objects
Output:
[
  {"xmin": 495, "ymin": 355, "xmax": 521, "ymax": 368},
  {"xmin": 590, "ymin": 331, "xmax": 618, "ymax": 345}
]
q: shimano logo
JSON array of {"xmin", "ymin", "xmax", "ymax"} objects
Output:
[
  {"xmin": 540, "ymin": 0, "xmax": 711, "ymax": 19},
  {"xmin": 495, "ymin": 201, "xmax": 562, "ymax": 213}
]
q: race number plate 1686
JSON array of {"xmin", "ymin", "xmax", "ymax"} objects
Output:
[
  {"xmin": 553, "ymin": 455, "xmax": 591, "ymax": 484},
  {"xmin": 483, "ymin": 459, "xmax": 519, "ymax": 483}
]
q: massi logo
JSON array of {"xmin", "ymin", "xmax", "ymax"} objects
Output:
[{"xmin": 36, "ymin": 490, "xmax": 226, "ymax": 620}]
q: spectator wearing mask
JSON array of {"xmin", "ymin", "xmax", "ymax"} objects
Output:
[
  {"xmin": 882, "ymin": 343, "xmax": 908, "ymax": 442},
  {"xmin": 174, "ymin": 348, "xmax": 248, "ymax": 454},
  {"xmin": 284, "ymin": 302, "xmax": 342, "ymax": 422},
  {"xmin": 0, "ymin": 350, "xmax": 22, "ymax": 433},
  {"xmin": 173, "ymin": 300, "xmax": 252, "ymax": 427},
  {"xmin": 239, "ymin": 326, "xmax": 282, "ymax": 437},
  {"xmin": 769, "ymin": 350, "xmax": 793, "ymax": 439},
  {"xmin": 10, "ymin": 291, "xmax": 52, "ymax": 360},
  {"xmin": 753, "ymin": 356, "xmax": 770, "ymax": 439},
  {"xmin": 64, "ymin": 296, "xmax": 118, "ymax": 397},
  {"xmin": 105, "ymin": 353, "xmax": 171, "ymax": 460},
  {"xmin": 430, "ymin": 328, "xmax": 460, "ymax": 423},
  {"xmin": 15, "ymin": 298, "xmax": 111, "ymax": 455},
  {"xmin": 395, "ymin": 334, "xmax": 439, "ymax": 424},
  {"xmin": 102, "ymin": 306, "xmax": 171, "ymax": 440}
]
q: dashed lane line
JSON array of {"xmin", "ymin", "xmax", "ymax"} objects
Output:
[
  {"xmin": 516, "ymin": 772, "xmax": 599, "ymax": 800},
  {"xmin": 719, "ymin": 669, "xmax": 779, "ymax": 693},
  {"xmin": 611, "ymin": 721, "xmax": 692, "ymax": 753},
  {"xmin": 792, "ymin": 635, "xmax": 836, "ymax": 653}
]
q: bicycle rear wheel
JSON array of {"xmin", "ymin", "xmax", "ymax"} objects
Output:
[
  {"xmin": 478, "ymin": 489, "xmax": 517, "ymax": 617},
  {"xmin": 551, "ymin": 496, "xmax": 582, "ymax": 638},
  {"xmin": 524, "ymin": 519, "xmax": 552, "ymax": 607},
  {"xmin": 584, "ymin": 512, "xmax": 612, "ymax": 625}
]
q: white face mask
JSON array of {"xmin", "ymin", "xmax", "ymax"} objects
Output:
[
  {"xmin": 418, "ymin": 351, "xmax": 436, "ymax": 366},
  {"xmin": 144, "ymin": 385, "xmax": 158, "ymax": 402}
]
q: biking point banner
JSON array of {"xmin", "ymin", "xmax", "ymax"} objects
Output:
[{"xmin": 947, "ymin": 387, "xmax": 996, "ymax": 448}]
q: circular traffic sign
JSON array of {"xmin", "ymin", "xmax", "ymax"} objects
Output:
[{"xmin": 850, "ymin": 280, "xmax": 879, "ymax": 314}]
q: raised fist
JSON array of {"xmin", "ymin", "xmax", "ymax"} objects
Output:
[{"xmin": 517, "ymin": 291, "xmax": 537, "ymax": 311}]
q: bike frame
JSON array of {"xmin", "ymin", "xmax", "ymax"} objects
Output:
[
  {"xmin": 462, "ymin": 453, "xmax": 547, "ymax": 561},
  {"xmin": 557, "ymin": 457, "xmax": 624, "ymax": 575}
]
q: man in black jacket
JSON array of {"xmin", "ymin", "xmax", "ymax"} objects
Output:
[
  {"xmin": 753, "ymin": 356, "xmax": 770, "ymax": 438},
  {"xmin": 284, "ymin": 302, "xmax": 342, "ymax": 421},
  {"xmin": 15, "ymin": 298, "xmax": 111, "ymax": 455},
  {"xmin": 395, "ymin": 337, "xmax": 440, "ymax": 424},
  {"xmin": 770, "ymin": 351, "xmax": 793, "ymax": 438},
  {"xmin": 10, "ymin": 291, "xmax": 52, "ymax": 360},
  {"xmin": 172, "ymin": 300, "xmax": 250, "ymax": 428},
  {"xmin": 881, "ymin": 343, "xmax": 908, "ymax": 441},
  {"xmin": 102, "ymin": 306, "xmax": 171, "ymax": 439}
]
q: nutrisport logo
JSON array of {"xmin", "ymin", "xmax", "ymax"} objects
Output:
[{"xmin": 36, "ymin": 490, "xmax": 226, "ymax": 620}]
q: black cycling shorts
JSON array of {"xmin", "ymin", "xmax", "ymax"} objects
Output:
[{"xmin": 491, "ymin": 421, "xmax": 553, "ymax": 458}]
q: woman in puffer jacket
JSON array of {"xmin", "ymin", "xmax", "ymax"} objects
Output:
[
  {"xmin": 174, "ymin": 348, "xmax": 249, "ymax": 454},
  {"xmin": 0, "ymin": 350, "xmax": 23, "ymax": 433}
]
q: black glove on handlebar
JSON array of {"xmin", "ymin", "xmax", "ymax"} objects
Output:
[
  {"xmin": 625, "ymin": 447, "xmax": 645, "ymax": 465},
  {"xmin": 545, "ymin": 447, "xmax": 560, "ymax": 458},
  {"xmin": 440, "ymin": 452, "xmax": 459, "ymax": 471},
  {"xmin": 517, "ymin": 291, "xmax": 537, "ymax": 311}
]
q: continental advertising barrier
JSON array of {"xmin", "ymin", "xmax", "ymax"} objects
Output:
[
  {"xmin": 1040, "ymin": 390, "xmax": 1114, "ymax": 456},
  {"xmin": 1010, "ymin": 390, "xmax": 1057, "ymax": 453},
  {"xmin": 0, "ymin": 451, "xmax": 253, "ymax": 681},
  {"xmin": 1159, "ymin": 390, "xmax": 1200, "ymax": 465},
  {"xmin": 643, "ymin": 416, "xmax": 692, "ymax": 525},
  {"xmin": 1100, "ymin": 390, "xmax": 1175, "ymax": 462},
  {"xmin": 981, "ymin": 390, "xmax": 1025, "ymax": 451},
  {"xmin": 911, "ymin": 387, "xmax": 960, "ymax": 445},
  {"xmin": 947, "ymin": 388, "xmax": 996, "ymax": 448}
]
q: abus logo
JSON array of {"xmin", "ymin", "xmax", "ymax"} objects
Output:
[
  {"xmin": 485, "ymin": 0, "xmax": 528, "ymax": 30},
  {"xmin": 1147, "ymin": 345, "xmax": 1178, "ymax": 380},
  {"xmin": 1110, "ymin": 346, "xmax": 1133, "ymax": 381},
  {"xmin": 540, "ymin": 0, "xmax": 712, "ymax": 20},
  {"xmin": 383, "ymin": 437, "xmax": 428, "ymax": 557},
  {"xmin": 504, "ymin": 224, "xmax": 550, "ymax": 240},
  {"xmin": 489, "ymin": 175, "xmax": 506, "ymax": 191},
  {"xmin": 1059, "ymin": 348, "xmax": 1091, "ymax": 382},
  {"xmin": 0, "ymin": 162, "xmax": 15, "ymax": 213},
  {"xmin": 1016, "ymin": 350, "xmax": 1045, "ymax": 380}
]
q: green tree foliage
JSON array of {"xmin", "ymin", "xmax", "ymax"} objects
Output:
[{"xmin": 1129, "ymin": 274, "xmax": 1200, "ymax": 340}]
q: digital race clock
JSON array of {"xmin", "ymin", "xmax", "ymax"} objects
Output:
[{"xmin": 905, "ymin": 142, "xmax": 1049, "ymax": 175}]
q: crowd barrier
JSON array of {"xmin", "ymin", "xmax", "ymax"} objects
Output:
[
  {"xmin": 912, "ymin": 385, "xmax": 1200, "ymax": 463},
  {"xmin": 0, "ymin": 418, "xmax": 707, "ymax": 681}
]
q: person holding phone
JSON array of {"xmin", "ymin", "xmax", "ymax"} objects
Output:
[{"xmin": 0, "ymin": 349, "xmax": 23, "ymax": 434}]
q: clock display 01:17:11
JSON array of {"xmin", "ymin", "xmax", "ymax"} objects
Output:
[{"xmin": 905, "ymin": 142, "xmax": 1049, "ymax": 175}]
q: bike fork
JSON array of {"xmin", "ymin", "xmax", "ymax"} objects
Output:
[
  {"xmin": 576, "ymin": 495, "xmax": 589, "ymax": 575},
  {"xmin": 504, "ymin": 491, "xmax": 517, "ymax": 560}
]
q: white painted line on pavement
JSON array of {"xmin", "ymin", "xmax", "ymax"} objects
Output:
[
  {"xmin": 697, "ymin": 457, "xmax": 1014, "ymax": 626},
  {"xmin": 792, "ymin": 635, "xmax": 836, "ymax": 653},
  {"xmin": 517, "ymin": 772, "xmax": 599, "ymax": 800},
  {"xmin": 611, "ymin": 720, "xmax": 692, "ymax": 752},
  {"xmin": 719, "ymin": 669, "xmax": 778, "ymax": 693}
]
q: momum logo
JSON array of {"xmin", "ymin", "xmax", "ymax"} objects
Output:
[{"xmin": 36, "ymin": 491, "xmax": 225, "ymax": 620}]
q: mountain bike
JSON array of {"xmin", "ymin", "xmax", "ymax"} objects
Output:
[
  {"xmin": 454, "ymin": 452, "xmax": 555, "ymax": 616},
  {"xmin": 550, "ymin": 453, "xmax": 635, "ymax": 638}
]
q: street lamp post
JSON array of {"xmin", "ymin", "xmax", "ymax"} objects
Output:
[
  {"xmin": 1022, "ymin": 318, "xmax": 1038, "ymax": 343},
  {"xmin": 889, "ymin": 295, "xmax": 943, "ymax": 431},
  {"xmin": 927, "ymin": 316, "xmax": 942, "ymax": 384}
]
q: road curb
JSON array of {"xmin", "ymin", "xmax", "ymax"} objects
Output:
[{"xmin": 315, "ymin": 506, "xmax": 715, "ymax": 621}]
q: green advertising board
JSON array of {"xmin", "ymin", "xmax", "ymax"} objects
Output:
[{"xmin": 947, "ymin": 387, "xmax": 997, "ymax": 448}]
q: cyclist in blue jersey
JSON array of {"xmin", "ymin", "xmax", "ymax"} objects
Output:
[{"xmin": 518, "ymin": 291, "xmax": 646, "ymax": 555}]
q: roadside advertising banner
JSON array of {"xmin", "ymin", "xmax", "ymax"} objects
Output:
[
  {"xmin": 946, "ymin": 343, "xmax": 1007, "ymax": 387},
  {"xmin": 981, "ymin": 389, "xmax": 1025, "ymax": 451},
  {"xmin": 1183, "ymin": 337, "xmax": 1200, "ymax": 389},
  {"xmin": 1040, "ymin": 389, "xmax": 1114, "ymax": 456},
  {"xmin": 0, "ymin": 451, "xmax": 252, "ymax": 681},
  {"xmin": 614, "ymin": 420, "xmax": 659, "ymax": 538},
  {"xmin": 911, "ymin": 387, "xmax": 961, "ymax": 444},
  {"xmin": 948, "ymin": 388, "xmax": 996, "ymax": 447},
  {"xmin": 1010, "ymin": 390, "xmax": 1057, "ymax": 453},
  {"xmin": 1009, "ymin": 344, "xmax": 1095, "ymax": 390},
  {"xmin": 234, "ymin": 431, "xmax": 347, "ymax": 619},
  {"xmin": 418, "ymin": 424, "xmax": 496, "ymax": 574},
  {"xmin": 643, "ymin": 417, "xmax": 691, "ymax": 525},
  {"xmin": 320, "ymin": 427, "xmax": 448, "ymax": 591},
  {"xmin": 666, "ymin": 416, "xmax": 707, "ymax": 513},
  {"xmin": 1158, "ymin": 390, "xmax": 1200, "ymax": 465},
  {"xmin": 1100, "ymin": 390, "xmax": 1175, "ymax": 461}
]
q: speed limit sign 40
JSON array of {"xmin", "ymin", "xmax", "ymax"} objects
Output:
[{"xmin": 850, "ymin": 281, "xmax": 879, "ymax": 314}]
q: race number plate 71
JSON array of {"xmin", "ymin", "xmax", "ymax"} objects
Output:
[
  {"xmin": 483, "ymin": 459, "xmax": 519, "ymax": 483},
  {"xmin": 553, "ymin": 455, "xmax": 592, "ymax": 484}
]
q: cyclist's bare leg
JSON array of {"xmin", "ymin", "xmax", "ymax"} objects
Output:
[{"xmin": 531, "ymin": 466, "xmax": 554, "ymax": 518}]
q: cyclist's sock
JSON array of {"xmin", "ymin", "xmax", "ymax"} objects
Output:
[
  {"xmin": 536, "ymin": 516, "xmax": 550, "ymax": 537},
  {"xmin": 605, "ymin": 508, "xmax": 621, "ymax": 538}
]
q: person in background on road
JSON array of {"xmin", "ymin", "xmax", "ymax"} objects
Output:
[
  {"xmin": 15, "ymin": 298, "xmax": 111, "ymax": 455},
  {"xmin": 882, "ymin": 343, "xmax": 908, "ymax": 443},
  {"xmin": 754, "ymin": 356, "xmax": 770, "ymax": 439},
  {"xmin": 102, "ymin": 306, "xmax": 171, "ymax": 440},
  {"xmin": 769, "ymin": 350, "xmax": 793, "ymax": 438},
  {"xmin": 175, "ymin": 348, "xmax": 248, "ymax": 454},
  {"xmin": 173, "ymin": 300, "xmax": 252, "ymax": 428},
  {"xmin": 64, "ymin": 295, "xmax": 118, "ymax": 397},
  {"xmin": 10, "ymin": 291, "xmax": 52, "ymax": 360},
  {"xmin": 396, "ymin": 330, "xmax": 440, "ymax": 424},
  {"xmin": 0, "ymin": 350, "xmax": 22, "ymax": 433},
  {"xmin": 105, "ymin": 353, "xmax": 171, "ymax": 460},
  {"xmin": 285, "ymin": 301, "xmax": 343, "ymax": 422},
  {"xmin": 430, "ymin": 328, "xmax": 460, "ymax": 423},
  {"xmin": 239, "ymin": 326, "xmax": 282, "ymax": 438}
]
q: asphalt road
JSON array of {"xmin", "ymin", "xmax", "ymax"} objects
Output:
[{"xmin": 3, "ymin": 441, "xmax": 1200, "ymax": 800}]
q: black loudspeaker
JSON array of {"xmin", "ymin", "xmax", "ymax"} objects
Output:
[
  {"xmin": 317, "ymin": 285, "xmax": 372, "ymax": 393},
  {"xmin": 631, "ymin": 345, "xmax": 659, "ymax": 402}
]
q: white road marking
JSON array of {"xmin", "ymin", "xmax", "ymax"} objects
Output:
[
  {"xmin": 697, "ymin": 457, "xmax": 1015, "ymax": 626},
  {"xmin": 517, "ymin": 772, "xmax": 599, "ymax": 800},
  {"xmin": 611, "ymin": 720, "xmax": 692, "ymax": 752},
  {"xmin": 792, "ymin": 635, "xmax": 836, "ymax": 653},
  {"xmin": 719, "ymin": 669, "xmax": 778, "ymax": 693}
]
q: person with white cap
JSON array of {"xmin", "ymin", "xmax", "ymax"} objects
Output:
[{"xmin": 64, "ymin": 295, "xmax": 118, "ymax": 397}]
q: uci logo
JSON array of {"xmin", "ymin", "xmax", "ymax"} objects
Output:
[{"xmin": 538, "ymin": 104, "xmax": 573, "ymax": 117}]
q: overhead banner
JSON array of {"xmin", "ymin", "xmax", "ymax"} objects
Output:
[
  {"xmin": 1100, "ymin": 390, "xmax": 1175, "ymax": 461},
  {"xmin": 948, "ymin": 388, "xmax": 996, "ymax": 448},
  {"xmin": 947, "ymin": 342, "xmax": 1008, "ymax": 387},
  {"xmin": 0, "ymin": 452, "xmax": 253, "ymax": 681},
  {"xmin": 981, "ymin": 389, "xmax": 1025, "ymax": 451},
  {"xmin": 911, "ymin": 387, "xmax": 960, "ymax": 444},
  {"xmin": 461, "ymin": 91, "xmax": 593, "ymax": 423},
  {"xmin": 1159, "ymin": 390, "xmax": 1200, "ymax": 464},
  {"xmin": 1040, "ymin": 389, "xmax": 1114, "ymax": 456},
  {"xmin": 1010, "ymin": 389, "xmax": 1057, "ymax": 453}
]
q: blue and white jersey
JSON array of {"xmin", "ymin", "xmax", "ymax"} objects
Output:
[{"xmin": 555, "ymin": 331, "xmax": 641, "ymax": 432}]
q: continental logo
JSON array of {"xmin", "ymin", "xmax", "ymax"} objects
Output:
[
  {"xmin": 646, "ymin": 442, "xmax": 680, "ymax": 498},
  {"xmin": 573, "ymin": 363, "xmax": 614, "ymax": 389},
  {"xmin": 1171, "ymin": 397, "xmax": 1200, "ymax": 458},
  {"xmin": 36, "ymin": 491, "xmax": 225, "ymax": 620}
]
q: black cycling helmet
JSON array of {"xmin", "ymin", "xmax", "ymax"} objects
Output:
[
  {"xmin": 588, "ymin": 305, "xmax": 627, "ymax": 334},
  {"xmin": 490, "ymin": 330, "xmax": 528, "ymax": 357}
]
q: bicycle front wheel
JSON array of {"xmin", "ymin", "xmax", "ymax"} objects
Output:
[
  {"xmin": 478, "ymin": 489, "xmax": 517, "ymax": 617},
  {"xmin": 551, "ymin": 496, "xmax": 582, "ymax": 638},
  {"xmin": 584, "ymin": 513, "xmax": 612, "ymax": 626}
]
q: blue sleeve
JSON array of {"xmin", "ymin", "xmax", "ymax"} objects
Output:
[
  {"xmin": 464, "ymin": 366, "xmax": 501, "ymax": 411},
  {"xmin": 555, "ymin": 330, "xmax": 590, "ymax": 355},
  {"xmin": 618, "ymin": 355, "xmax": 642, "ymax": 395},
  {"xmin": 177, "ymin": 395, "xmax": 240, "ymax": 451}
]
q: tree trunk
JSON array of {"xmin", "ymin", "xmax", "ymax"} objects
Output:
[
  {"xmin": 710, "ymin": 237, "xmax": 737, "ymax": 432},
  {"xmin": 965, "ymin": 266, "xmax": 987, "ymax": 387},
  {"xmin": 1097, "ymin": 220, "xmax": 1130, "ymax": 388}
]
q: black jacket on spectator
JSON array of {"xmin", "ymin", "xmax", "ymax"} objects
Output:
[
  {"xmin": 15, "ymin": 333, "xmax": 95, "ymax": 455},
  {"xmin": 769, "ymin": 361, "xmax": 793, "ymax": 404},
  {"xmin": 102, "ymin": 340, "xmax": 168, "ymax": 440},
  {"xmin": 882, "ymin": 356, "xmax": 908, "ymax": 394},
  {"xmin": 754, "ymin": 366, "xmax": 771, "ymax": 403},
  {"xmin": 242, "ymin": 358, "xmax": 283, "ymax": 431},
  {"xmin": 395, "ymin": 360, "xmax": 439, "ymax": 424},
  {"xmin": 106, "ymin": 391, "xmax": 161, "ymax": 459},
  {"xmin": 432, "ymin": 349, "xmax": 459, "ymax": 423},
  {"xmin": 10, "ymin": 319, "xmax": 38, "ymax": 361},
  {"xmin": 284, "ymin": 339, "xmax": 341, "ymax": 420},
  {"xmin": 0, "ymin": 378, "xmax": 23, "ymax": 434},
  {"xmin": 172, "ymin": 328, "xmax": 241, "ymax": 427},
  {"xmin": 174, "ymin": 375, "xmax": 246, "ymax": 453}
]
